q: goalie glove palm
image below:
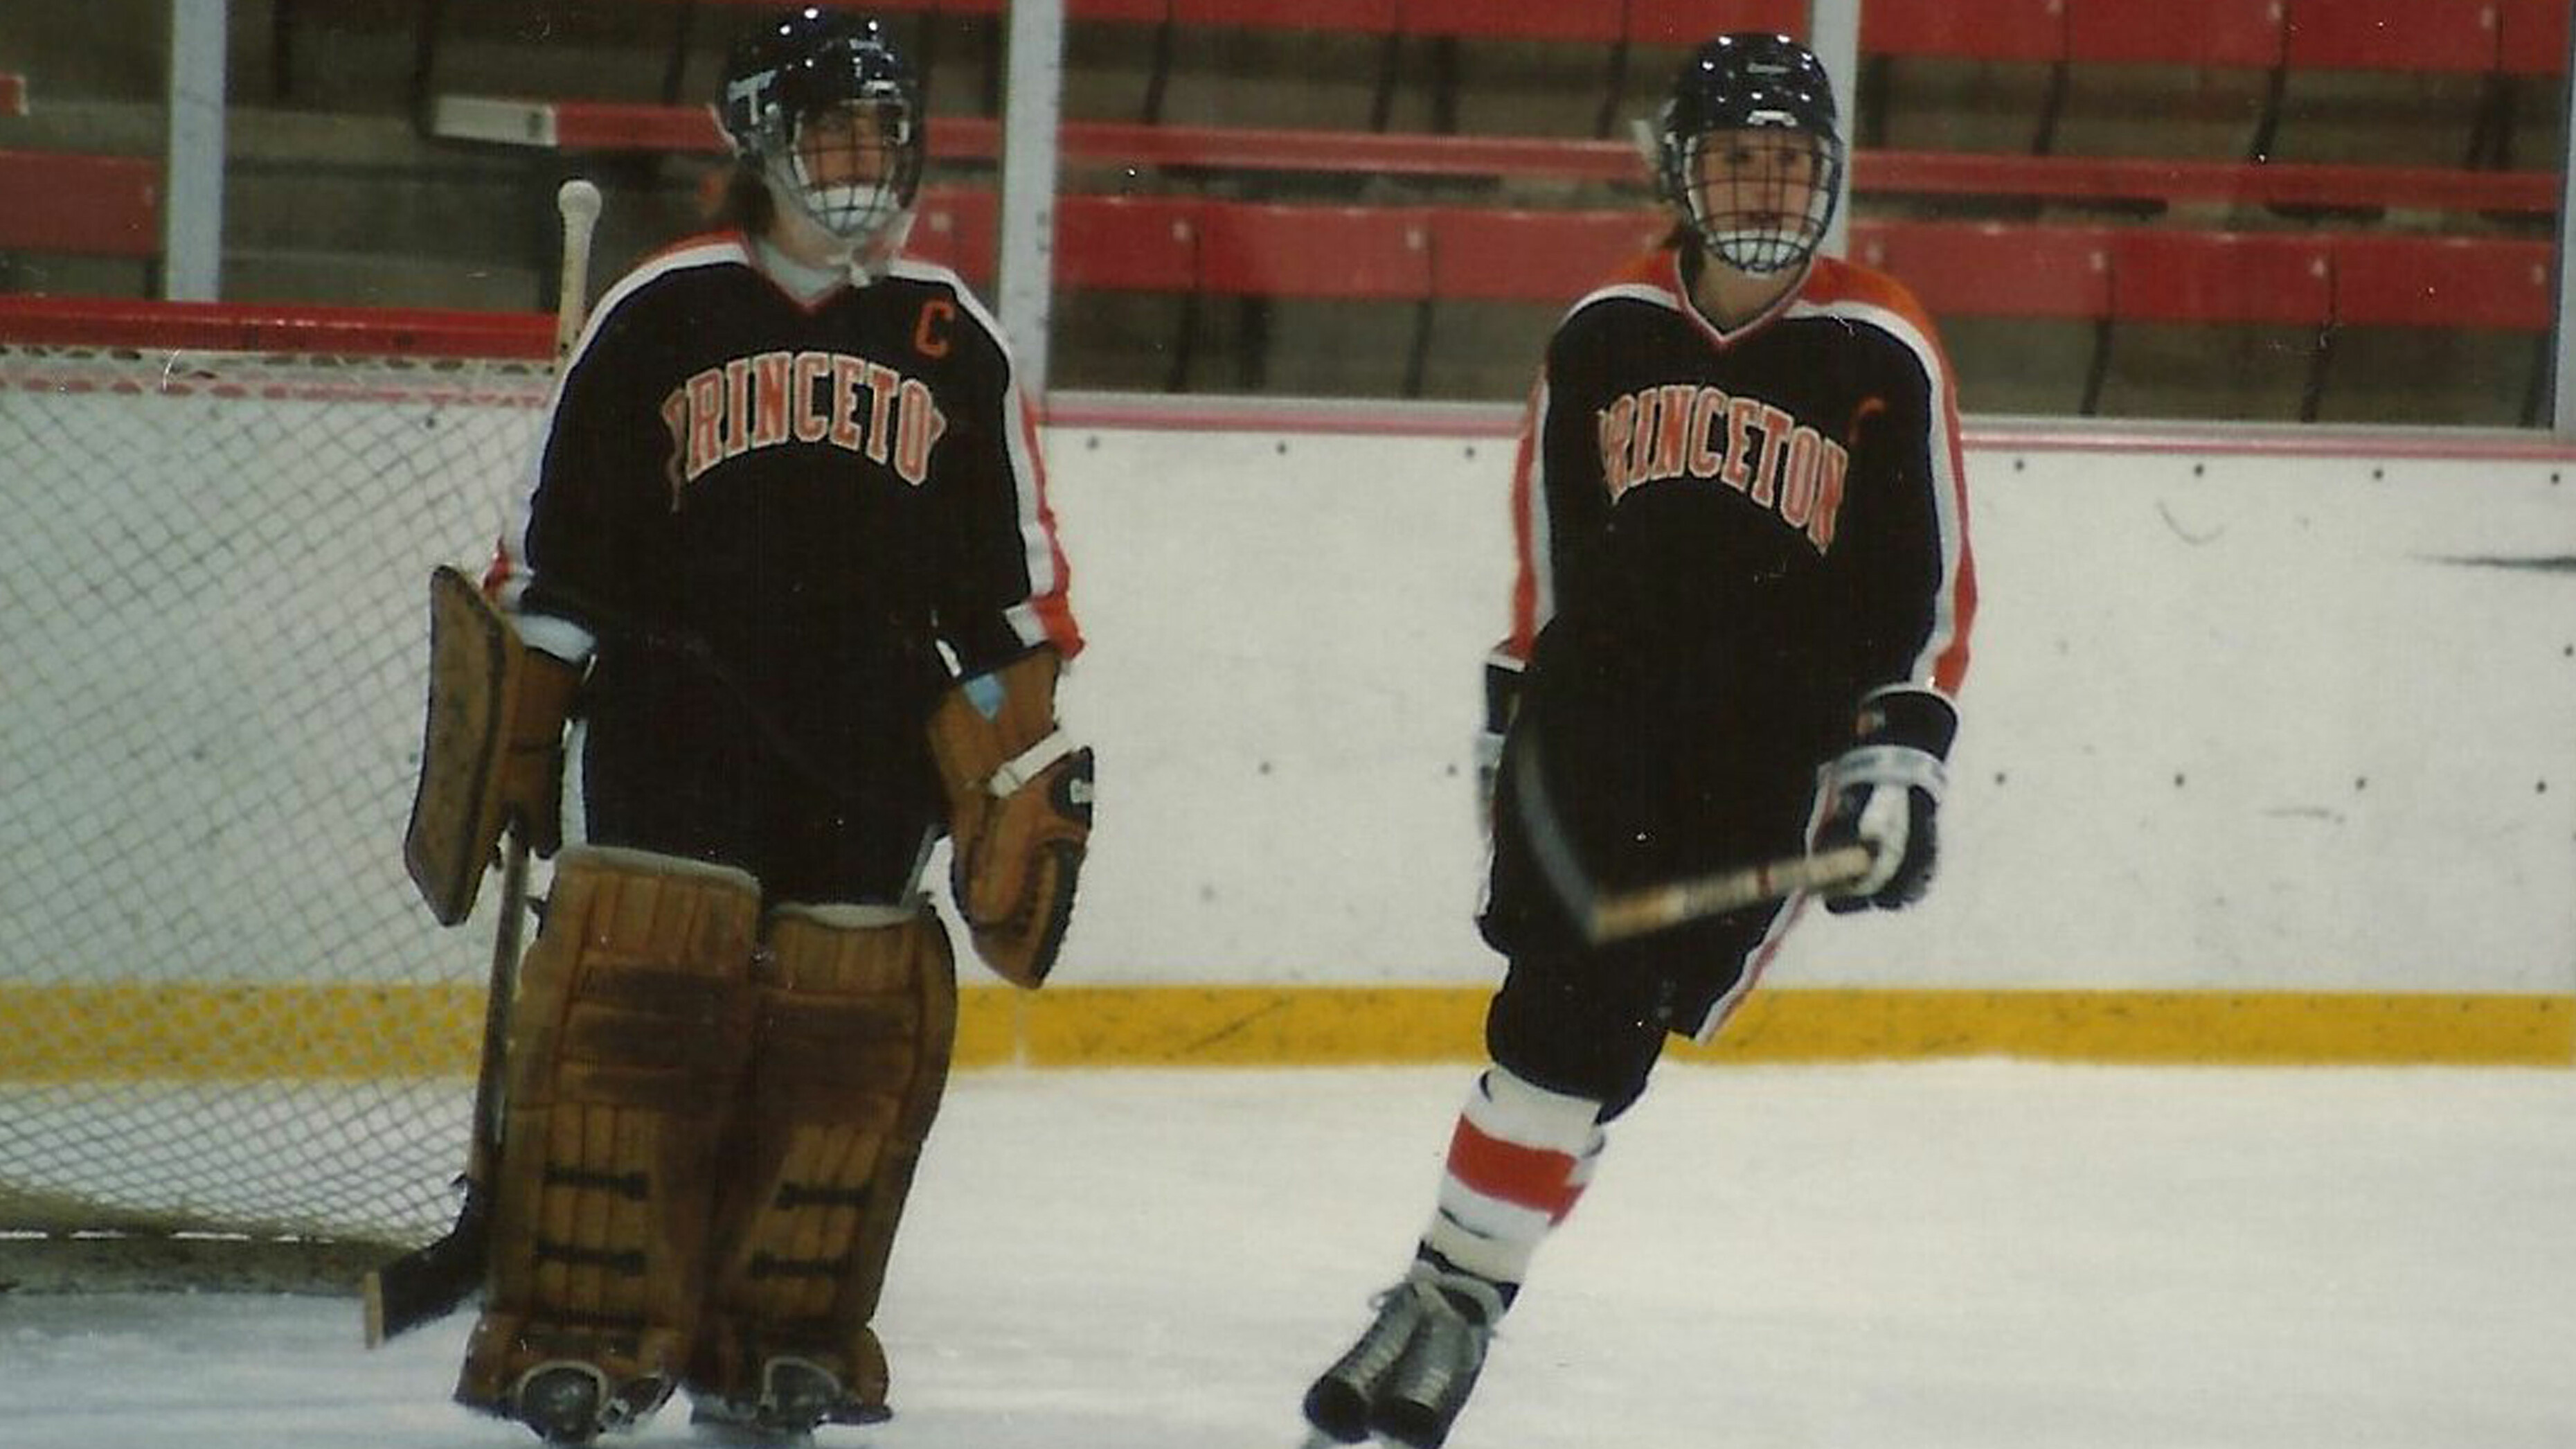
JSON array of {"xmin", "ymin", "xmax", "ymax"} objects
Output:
[
  {"xmin": 927, "ymin": 649, "xmax": 1092, "ymax": 987},
  {"xmin": 1818, "ymin": 686, "xmax": 1957, "ymax": 914}
]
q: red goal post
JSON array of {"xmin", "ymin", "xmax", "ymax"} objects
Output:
[{"xmin": 0, "ymin": 297, "xmax": 557, "ymax": 1287}]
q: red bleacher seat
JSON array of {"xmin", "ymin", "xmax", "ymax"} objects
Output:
[
  {"xmin": 1624, "ymin": 0, "xmax": 1807, "ymax": 48},
  {"xmin": 2282, "ymin": 0, "xmax": 2499, "ymax": 73},
  {"xmin": 1090, "ymin": 122, "xmax": 1637, "ymax": 180},
  {"xmin": 1170, "ymin": 0, "xmax": 1396, "ymax": 31},
  {"xmin": 1853, "ymin": 219, "xmax": 2113, "ymax": 320},
  {"xmin": 2064, "ymin": 0, "xmax": 2285, "ymax": 69},
  {"xmin": 431, "ymin": 89, "xmax": 2560, "ymax": 220},
  {"xmin": 0, "ymin": 149, "xmax": 160, "ymax": 258},
  {"xmin": 2109, "ymin": 229, "xmax": 2332, "ymax": 326},
  {"xmin": 2329, "ymin": 233, "xmax": 2553, "ymax": 330},
  {"xmin": 1195, "ymin": 201, "xmax": 1429, "ymax": 299},
  {"xmin": 0, "ymin": 73, "xmax": 25, "ymax": 118},
  {"xmin": 1861, "ymin": 0, "xmax": 2071, "ymax": 64},
  {"xmin": 1070, "ymin": 0, "xmax": 1172, "ymax": 19},
  {"xmin": 907, "ymin": 186, "xmax": 998, "ymax": 283},
  {"xmin": 1396, "ymin": 0, "xmax": 1620, "ymax": 44},
  {"xmin": 2496, "ymin": 0, "xmax": 2570, "ymax": 75},
  {"xmin": 1857, "ymin": 148, "xmax": 2555, "ymax": 214},
  {"xmin": 1425, "ymin": 208, "xmax": 1665, "ymax": 303},
  {"xmin": 1055, "ymin": 194, "xmax": 1201, "ymax": 290}
]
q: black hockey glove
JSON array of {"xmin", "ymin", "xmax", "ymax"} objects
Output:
[{"xmin": 1817, "ymin": 686, "xmax": 1958, "ymax": 914}]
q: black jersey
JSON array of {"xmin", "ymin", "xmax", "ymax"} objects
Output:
[
  {"xmin": 492, "ymin": 231, "xmax": 1078, "ymax": 679},
  {"xmin": 1498, "ymin": 245, "xmax": 1974, "ymax": 779},
  {"xmin": 485, "ymin": 233, "xmax": 1080, "ymax": 896},
  {"xmin": 1485, "ymin": 244, "xmax": 1975, "ymax": 917}
]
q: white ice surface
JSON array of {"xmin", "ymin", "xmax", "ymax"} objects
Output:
[{"xmin": 3, "ymin": 1063, "xmax": 2573, "ymax": 1449}]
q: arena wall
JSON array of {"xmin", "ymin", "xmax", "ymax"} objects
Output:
[
  {"xmin": 1032, "ymin": 420, "xmax": 2576, "ymax": 1064},
  {"xmin": 8, "ymin": 389, "xmax": 2574, "ymax": 1068}
]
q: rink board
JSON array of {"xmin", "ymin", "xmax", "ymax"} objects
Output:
[
  {"xmin": 8, "ymin": 384, "xmax": 2575, "ymax": 1076},
  {"xmin": 4, "ymin": 982, "xmax": 2570, "ymax": 1076}
]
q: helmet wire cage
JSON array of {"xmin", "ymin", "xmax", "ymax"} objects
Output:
[
  {"xmin": 1656, "ymin": 33, "xmax": 1847, "ymax": 276},
  {"xmin": 1670, "ymin": 123, "xmax": 1845, "ymax": 275},
  {"xmin": 760, "ymin": 95, "xmax": 918, "ymax": 249},
  {"xmin": 719, "ymin": 11, "xmax": 926, "ymax": 262}
]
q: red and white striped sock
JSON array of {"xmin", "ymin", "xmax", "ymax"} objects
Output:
[{"xmin": 1416, "ymin": 1065, "xmax": 1607, "ymax": 1290}]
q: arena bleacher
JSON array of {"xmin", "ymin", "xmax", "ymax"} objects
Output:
[{"xmin": 0, "ymin": 0, "xmax": 2564, "ymax": 422}]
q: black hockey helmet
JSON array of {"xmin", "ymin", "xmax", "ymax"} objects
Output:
[
  {"xmin": 1656, "ymin": 33, "xmax": 1845, "ymax": 274},
  {"xmin": 718, "ymin": 7, "xmax": 925, "ymax": 254}
]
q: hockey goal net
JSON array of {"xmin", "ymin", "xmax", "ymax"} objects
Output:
[{"xmin": 0, "ymin": 297, "xmax": 558, "ymax": 1288}]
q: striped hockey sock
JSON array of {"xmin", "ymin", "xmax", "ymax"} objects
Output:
[{"xmin": 1415, "ymin": 1065, "xmax": 1607, "ymax": 1293}]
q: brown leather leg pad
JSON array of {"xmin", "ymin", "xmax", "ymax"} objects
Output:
[
  {"xmin": 457, "ymin": 846, "xmax": 763, "ymax": 1424},
  {"xmin": 692, "ymin": 900, "xmax": 958, "ymax": 1412}
]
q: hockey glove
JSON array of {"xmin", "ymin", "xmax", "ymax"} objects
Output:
[
  {"xmin": 927, "ymin": 648, "xmax": 1093, "ymax": 988},
  {"xmin": 499, "ymin": 648, "xmax": 582, "ymax": 857},
  {"xmin": 1817, "ymin": 686, "xmax": 1958, "ymax": 914}
]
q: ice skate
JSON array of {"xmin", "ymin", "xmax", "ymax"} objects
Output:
[
  {"xmin": 689, "ymin": 1356, "xmax": 890, "ymax": 1443},
  {"xmin": 512, "ymin": 1362, "xmax": 610, "ymax": 1445},
  {"xmin": 1301, "ymin": 1263, "xmax": 1505, "ymax": 1449}
]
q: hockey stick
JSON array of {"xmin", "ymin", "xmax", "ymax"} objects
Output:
[
  {"xmin": 1508, "ymin": 727, "xmax": 1876, "ymax": 945},
  {"xmin": 363, "ymin": 178, "xmax": 601, "ymax": 1347},
  {"xmin": 1584, "ymin": 842, "xmax": 1874, "ymax": 945},
  {"xmin": 364, "ymin": 833, "xmax": 527, "ymax": 1345}
]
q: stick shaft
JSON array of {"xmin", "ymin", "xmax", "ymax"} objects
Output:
[
  {"xmin": 365, "ymin": 184, "xmax": 599, "ymax": 1346},
  {"xmin": 553, "ymin": 179, "xmax": 601, "ymax": 359},
  {"xmin": 1585, "ymin": 843, "xmax": 1875, "ymax": 944},
  {"xmin": 359, "ymin": 833, "xmax": 524, "ymax": 1347}
]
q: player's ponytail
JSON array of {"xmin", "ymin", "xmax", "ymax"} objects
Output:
[{"xmin": 708, "ymin": 160, "xmax": 775, "ymax": 235}]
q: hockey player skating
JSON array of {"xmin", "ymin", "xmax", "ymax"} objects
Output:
[
  {"xmin": 418, "ymin": 8, "xmax": 1091, "ymax": 1443},
  {"xmin": 1299, "ymin": 34, "xmax": 1975, "ymax": 1449}
]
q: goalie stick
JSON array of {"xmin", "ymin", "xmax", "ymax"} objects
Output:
[
  {"xmin": 363, "ymin": 178, "xmax": 602, "ymax": 1347},
  {"xmin": 364, "ymin": 832, "xmax": 527, "ymax": 1344}
]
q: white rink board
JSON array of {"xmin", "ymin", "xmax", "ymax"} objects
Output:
[
  {"xmin": 1041, "ymin": 426, "xmax": 2576, "ymax": 993},
  {"xmin": 10, "ymin": 380, "xmax": 2574, "ymax": 996}
]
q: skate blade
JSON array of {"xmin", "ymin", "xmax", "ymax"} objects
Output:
[
  {"xmin": 690, "ymin": 1420, "xmax": 814, "ymax": 1449},
  {"xmin": 1303, "ymin": 1428, "xmax": 1408, "ymax": 1449}
]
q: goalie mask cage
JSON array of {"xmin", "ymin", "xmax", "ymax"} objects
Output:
[{"xmin": 0, "ymin": 296, "xmax": 557, "ymax": 1291}]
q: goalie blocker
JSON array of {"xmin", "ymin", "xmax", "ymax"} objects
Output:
[
  {"xmin": 402, "ymin": 564, "xmax": 581, "ymax": 924},
  {"xmin": 925, "ymin": 647, "xmax": 1093, "ymax": 987}
]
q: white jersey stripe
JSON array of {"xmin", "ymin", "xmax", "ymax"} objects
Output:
[{"xmin": 889, "ymin": 256, "xmax": 1071, "ymax": 651}]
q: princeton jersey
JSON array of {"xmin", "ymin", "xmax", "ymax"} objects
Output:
[
  {"xmin": 1496, "ymin": 245, "xmax": 1974, "ymax": 790},
  {"xmin": 483, "ymin": 233, "xmax": 1080, "ymax": 898},
  {"xmin": 491, "ymin": 232, "xmax": 1078, "ymax": 684}
]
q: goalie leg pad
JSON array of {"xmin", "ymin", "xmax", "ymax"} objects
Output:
[
  {"xmin": 690, "ymin": 901, "xmax": 959, "ymax": 1418},
  {"xmin": 456, "ymin": 846, "xmax": 764, "ymax": 1432}
]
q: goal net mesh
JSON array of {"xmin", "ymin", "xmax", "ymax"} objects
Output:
[{"xmin": 0, "ymin": 318, "xmax": 555, "ymax": 1259}]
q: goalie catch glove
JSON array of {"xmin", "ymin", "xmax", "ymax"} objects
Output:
[
  {"xmin": 925, "ymin": 648, "xmax": 1093, "ymax": 987},
  {"xmin": 1816, "ymin": 686, "xmax": 1958, "ymax": 914}
]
